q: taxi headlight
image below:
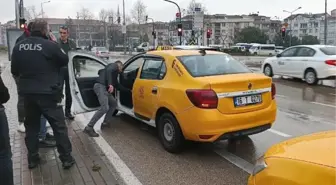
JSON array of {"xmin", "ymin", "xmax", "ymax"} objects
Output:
[{"xmin": 252, "ymin": 156, "xmax": 267, "ymax": 176}]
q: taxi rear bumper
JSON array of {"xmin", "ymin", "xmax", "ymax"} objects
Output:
[{"xmin": 176, "ymin": 101, "xmax": 277, "ymax": 142}]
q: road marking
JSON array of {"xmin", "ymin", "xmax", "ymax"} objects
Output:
[
  {"xmin": 214, "ymin": 149, "xmax": 253, "ymax": 174},
  {"xmin": 311, "ymin": 102, "xmax": 336, "ymax": 108},
  {"xmin": 329, "ymin": 93, "xmax": 336, "ymax": 96},
  {"xmin": 267, "ymin": 129, "xmax": 292, "ymax": 138},
  {"xmin": 275, "ymin": 94, "xmax": 286, "ymax": 98},
  {"xmin": 76, "ymin": 114, "xmax": 143, "ymax": 185}
]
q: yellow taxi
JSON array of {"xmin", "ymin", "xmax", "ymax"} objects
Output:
[
  {"xmin": 68, "ymin": 49, "xmax": 277, "ymax": 153},
  {"xmin": 248, "ymin": 130, "xmax": 336, "ymax": 185}
]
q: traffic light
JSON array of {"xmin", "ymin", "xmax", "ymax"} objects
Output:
[
  {"xmin": 145, "ymin": 15, "xmax": 148, "ymax": 22},
  {"xmin": 177, "ymin": 23, "xmax": 182, "ymax": 36},
  {"xmin": 281, "ymin": 27, "xmax": 286, "ymax": 38},
  {"xmin": 206, "ymin": 29, "xmax": 211, "ymax": 38},
  {"xmin": 117, "ymin": 16, "xmax": 121, "ymax": 24},
  {"xmin": 19, "ymin": 18, "xmax": 26, "ymax": 29}
]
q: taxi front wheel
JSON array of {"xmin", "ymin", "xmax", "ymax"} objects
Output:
[{"xmin": 157, "ymin": 112, "xmax": 185, "ymax": 153}]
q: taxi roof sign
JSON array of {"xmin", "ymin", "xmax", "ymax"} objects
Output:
[{"xmin": 156, "ymin": 45, "xmax": 173, "ymax": 50}]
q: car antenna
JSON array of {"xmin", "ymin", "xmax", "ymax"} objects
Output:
[{"xmin": 199, "ymin": 49, "xmax": 206, "ymax": 56}]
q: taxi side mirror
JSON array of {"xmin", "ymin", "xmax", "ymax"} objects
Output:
[{"xmin": 276, "ymin": 54, "xmax": 281, "ymax": 58}]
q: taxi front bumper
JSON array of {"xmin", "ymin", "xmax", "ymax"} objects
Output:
[{"xmin": 176, "ymin": 101, "xmax": 277, "ymax": 142}]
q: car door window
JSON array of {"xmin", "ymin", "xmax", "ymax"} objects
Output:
[
  {"xmin": 124, "ymin": 58, "xmax": 144, "ymax": 73},
  {"xmin": 140, "ymin": 59, "xmax": 166, "ymax": 80},
  {"xmin": 73, "ymin": 56, "xmax": 105, "ymax": 78},
  {"xmin": 281, "ymin": 48, "xmax": 298, "ymax": 57},
  {"xmin": 296, "ymin": 47, "xmax": 316, "ymax": 57}
]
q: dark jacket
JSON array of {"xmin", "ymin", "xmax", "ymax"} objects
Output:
[
  {"xmin": 0, "ymin": 76, "xmax": 9, "ymax": 107},
  {"xmin": 11, "ymin": 32, "xmax": 69, "ymax": 95},
  {"xmin": 15, "ymin": 30, "xmax": 30, "ymax": 45},
  {"xmin": 58, "ymin": 38, "xmax": 76, "ymax": 55},
  {"xmin": 96, "ymin": 63, "xmax": 128, "ymax": 92}
]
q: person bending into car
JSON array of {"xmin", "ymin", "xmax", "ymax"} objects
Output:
[{"xmin": 84, "ymin": 60, "xmax": 130, "ymax": 137}]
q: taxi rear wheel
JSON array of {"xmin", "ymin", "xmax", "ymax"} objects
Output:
[{"xmin": 157, "ymin": 112, "xmax": 185, "ymax": 153}]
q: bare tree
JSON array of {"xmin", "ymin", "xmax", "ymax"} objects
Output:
[
  {"xmin": 78, "ymin": 7, "xmax": 96, "ymax": 46},
  {"xmin": 25, "ymin": 6, "xmax": 41, "ymax": 21},
  {"xmin": 78, "ymin": 7, "xmax": 95, "ymax": 20},
  {"xmin": 219, "ymin": 31, "xmax": 229, "ymax": 47},
  {"xmin": 131, "ymin": 0, "xmax": 147, "ymax": 25},
  {"xmin": 186, "ymin": 0, "xmax": 207, "ymax": 15},
  {"xmin": 99, "ymin": 9, "xmax": 115, "ymax": 22}
]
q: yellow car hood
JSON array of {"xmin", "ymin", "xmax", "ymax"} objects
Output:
[{"xmin": 265, "ymin": 130, "xmax": 336, "ymax": 168}]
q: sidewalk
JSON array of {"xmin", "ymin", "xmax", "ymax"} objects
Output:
[{"xmin": 1, "ymin": 60, "xmax": 119, "ymax": 185}]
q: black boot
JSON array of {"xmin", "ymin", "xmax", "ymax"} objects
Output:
[
  {"xmin": 39, "ymin": 139, "xmax": 56, "ymax": 148},
  {"xmin": 60, "ymin": 155, "xmax": 76, "ymax": 169},
  {"xmin": 83, "ymin": 126, "xmax": 99, "ymax": 137},
  {"xmin": 45, "ymin": 132, "xmax": 55, "ymax": 140},
  {"xmin": 62, "ymin": 156, "xmax": 76, "ymax": 169},
  {"xmin": 28, "ymin": 154, "xmax": 41, "ymax": 169}
]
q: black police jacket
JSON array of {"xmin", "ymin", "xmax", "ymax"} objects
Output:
[
  {"xmin": 96, "ymin": 63, "xmax": 128, "ymax": 92},
  {"xmin": 15, "ymin": 32, "xmax": 29, "ymax": 45},
  {"xmin": 11, "ymin": 32, "xmax": 69, "ymax": 95}
]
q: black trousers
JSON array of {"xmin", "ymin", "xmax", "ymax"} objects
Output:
[
  {"xmin": 14, "ymin": 76, "xmax": 25, "ymax": 122},
  {"xmin": 0, "ymin": 107, "xmax": 13, "ymax": 185},
  {"xmin": 60, "ymin": 68, "xmax": 72, "ymax": 115},
  {"xmin": 23, "ymin": 94, "xmax": 72, "ymax": 162}
]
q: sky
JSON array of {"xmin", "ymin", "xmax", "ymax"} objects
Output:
[{"xmin": 1, "ymin": 0, "xmax": 335, "ymax": 24}]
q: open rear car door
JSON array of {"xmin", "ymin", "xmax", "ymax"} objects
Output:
[{"xmin": 68, "ymin": 51, "xmax": 108, "ymax": 114}]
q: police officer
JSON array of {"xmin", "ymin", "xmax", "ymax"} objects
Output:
[
  {"xmin": 14, "ymin": 21, "xmax": 56, "ymax": 148},
  {"xmin": 84, "ymin": 61, "xmax": 129, "ymax": 137},
  {"xmin": 11, "ymin": 20, "xmax": 75, "ymax": 169},
  {"xmin": 58, "ymin": 25, "xmax": 77, "ymax": 120},
  {"xmin": 0, "ymin": 75, "xmax": 13, "ymax": 185}
]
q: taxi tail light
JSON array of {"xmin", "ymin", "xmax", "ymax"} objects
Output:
[
  {"xmin": 186, "ymin": 89, "xmax": 218, "ymax": 109},
  {"xmin": 325, "ymin": 60, "xmax": 336, "ymax": 66},
  {"xmin": 96, "ymin": 51, "xmax": 99, "ymax": 55},
  {"xmin": 271, "ymin": 83, "xmax": 276, "ymax": 99}
]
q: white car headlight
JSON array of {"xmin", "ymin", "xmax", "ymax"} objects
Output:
[{"xmin": 252, "ymin": 156, "xmax": 267, "ymax": 176}]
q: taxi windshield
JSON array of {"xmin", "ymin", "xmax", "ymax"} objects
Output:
[{"xmin": 177, "ymin": 54, "xmax": 251, "ymax": 77}]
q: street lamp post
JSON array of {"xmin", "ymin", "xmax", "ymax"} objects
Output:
[
  {"xmin": 41, "ymin": 0, "xmax": 50, "ymax": 18},
  {"xmin": 163, "ymin": 0, "xmax": 182, "ymax": 45},
  {"xmin": 283, "ymin": 6, "xmax": 302, "ymax": 46},
  {"xmin": 324, "ymin": 0, "xmax": 328, "ymax": 45},
  {"xmin": 146, "ymin": 17, "xmax": 156, "ymax": 49}
]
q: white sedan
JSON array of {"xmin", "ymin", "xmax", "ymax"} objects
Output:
[{"xmin": 262, "ymin": 45, "xmax": 336, "ymax": 85}]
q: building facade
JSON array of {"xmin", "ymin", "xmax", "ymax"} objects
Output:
[
  {"xmin": 284, "ymin": 13, "xmax": 326, "ymax": 42},
  {"xmin": 320, "ymin": 17, "xmax": 336, "ymax": 45}
]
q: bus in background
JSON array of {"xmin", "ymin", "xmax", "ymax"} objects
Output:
[{"xmin": 249, "ymin": 44, "xmax": 276, "ymax": 56}]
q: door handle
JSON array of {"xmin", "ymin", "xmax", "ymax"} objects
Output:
[{"xmin": 152, "ymin": 86, "xmax": 158, "ymax": 94}]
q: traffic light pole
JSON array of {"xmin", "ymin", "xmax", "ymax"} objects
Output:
[
  {"xmin": 147, "ymin": 17, "xmax": 156, "ymax": 49},
  {"xmin": 163, "ymin": 0, "xmax": 182, "ymax": 45}
]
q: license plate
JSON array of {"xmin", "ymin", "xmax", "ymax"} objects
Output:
[{"xmin": 234, "ymin": 94, "xmax": 262, "ymax": 107}]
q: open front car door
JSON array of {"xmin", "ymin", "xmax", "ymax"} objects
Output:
[{"xmin": 68, "ymin": 51, "xmax": 108, "ymax": 114}]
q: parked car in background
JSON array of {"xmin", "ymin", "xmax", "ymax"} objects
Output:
[
  {"xmin": 275, "ymin": 46, "xmax": 284, "ymax": 54},
  {"xmin": 262, "ymin": 45, "xmax": 336, "ymax": 85},
  {"xmin": 91, "ymin": 47, "xmax": 110, "ymax": 60},
  {"xmin": 249, "ymin": 44, "xmax": 276, "ymax": 56}
]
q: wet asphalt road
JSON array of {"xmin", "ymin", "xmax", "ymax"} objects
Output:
[{"xmin": 79, "ymin": 58, "xmax": 335, "ymax": 185}]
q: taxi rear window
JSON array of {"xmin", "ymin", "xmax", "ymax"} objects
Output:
[{"xmin": 177, "ymin": 54, "xmax": 250, "ymax": 77}]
